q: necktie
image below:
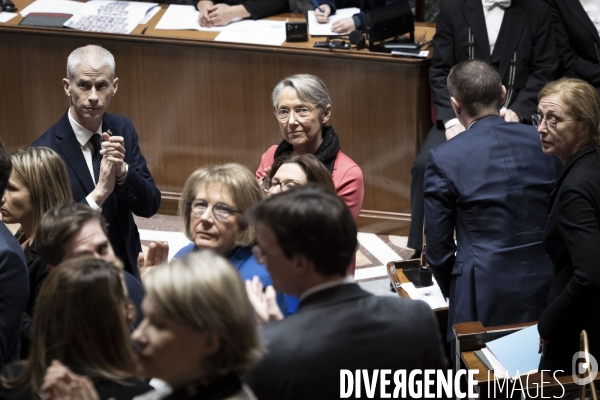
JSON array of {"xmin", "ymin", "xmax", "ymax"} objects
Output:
[
  {"xmin": 483, "ymin": 0, "xmax": 511, "ymax": 10},
  {"xmin": 89, "ymin": 133, "xmax": 103, "ymax": 184}
]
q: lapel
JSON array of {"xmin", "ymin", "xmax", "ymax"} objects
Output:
[
  {"xmin": 55, "ymin": 110, "xmax": 95, "ymax": 194},
  {"xmin": 492, "ymin": 0, "xmax": 526, "ymax": 79},
  {"xmin": 463, "ymin": 0, "xmax": 491, "ymax": 62},
  {"xmin": 564, "ymin": 0, "xmax": 600, "ymax": 45},
  {"xmin": 547, "ymin": 145, "xmax": 595, "ymax": 213}
]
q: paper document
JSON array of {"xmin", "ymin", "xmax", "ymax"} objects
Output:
[
  {"xmin": 399, "ymin": 278, "xmax": 448, "ymax": 310},
  {"xmin": 20, "ymin": 0, "xmax": 84, "ymax": 16},
  {"xmin": 214, "ymin": 20, "xmax": 286, "ymax": 46},
  {"xmin": 155, "ymin": 4, "xmax": 242, "ymax": 31},
  {"xmin": 485, "ymin": 324, "xmax": 540, "ymax": 379},
  {"xmin": 139, "ymin": 5, "xmax": 160, "ymax": 24},
  {"xmin": 392, "ymin": 50, "xmax": 429, "ymax": 58},
  {"xmin": 64, "ymin": 0, "xmax": 158, "ymax": 34},
  {"xmin": 0, "ymin": 12, "xmax": 18, "ymax": 22},
  {"xmin": 307, "ymin": 7, "xmax": 359, "ymax": 36}
]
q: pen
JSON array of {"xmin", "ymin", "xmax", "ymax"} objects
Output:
[{"xmin": 311, "ymin": 0, "xmax": 324, "ymax": 14}]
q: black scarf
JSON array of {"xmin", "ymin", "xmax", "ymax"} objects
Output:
[
  {"xmin": 273, "ymin": 125, "xmax": 340, "ymax": 173},
  {"xmin": 165, "ymin": 373, "xmax": 242, "ymax": 400}
]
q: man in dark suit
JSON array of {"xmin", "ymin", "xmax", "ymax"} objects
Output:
[
  {"xmin": 33, "ymin": 45, "xmax": 161, "ymax": 278},
  {"xmin": 245, "ymin": 185, "xmax": 447, "ymax": 400},
  {"xmin": 424, "ymin": 60, "xmax": 562, "ymax": 342},
  {"xmin": 544, "ymin": 0, "xmax": 600, "ymax": 95},
  {"xmin": 0, "ymin": 138, "xmax": 29, "ymax": 366},
  {"xmin": 408, "ymin": 0, "xmax": 558, "ymax": 255}
]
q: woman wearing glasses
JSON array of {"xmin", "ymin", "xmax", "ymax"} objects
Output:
[
  {"xmin": 173, "ymin": 164, "xmax": 289, "ymax": 314},
  {"xmin": 534, "ymin": 78, "xmax": 600, "ymax": 374},
  {"xmin": 256, "ymin": 74, "xmax": 364, "ymax": 222},
  {"xmin": 262, "ymin": 153, "xmax": 336, "ymax": 196}
]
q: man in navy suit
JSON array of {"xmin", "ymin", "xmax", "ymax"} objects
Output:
[
  {"xmin": 408, "ymin": 0, "xmax": 558, "ymax": 256},
  {"xmin": 544, "ymin": 0, "xmax": 600, "ymax": 95},
  {"xmin": 424, "ymin": 60, "xmax": 561, "ymax": 342},
  {"xmin": 0, "ymin": 138, "xmax": 28, "ymax": 366},
  {"xmin": 246, "ymin": 185, "xmax": 447, "ymax": 400},
  {"xmin": 33, "ymin": 45, "xmax": 161, "ymax": 278}
]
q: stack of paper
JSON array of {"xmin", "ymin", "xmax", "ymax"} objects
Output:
[
  {"xmin": 307, "ymin": 7, "xmax": 359, "ymax": 37},
  {"xmin": 399, "ymin": 278, "xmax": 448, "ymax": 310},
  {"xmin": 479, "ymin": 324, "xmax": 540, "ymax": 379},
  {"xmin": 63, "ymin": 0, "xmax": 158, "ymax": 34}
]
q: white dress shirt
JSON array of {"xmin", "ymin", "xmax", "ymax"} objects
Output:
[
  {"xmin": 444, "ymin": 1, "xmax": 507, "ymax": 130},
  {"xmin": 580, "ymin": 0, "xmax": 600, "ymax": 37},
  {"xmin": 67, "ymin": 108, "xmax": 102, "ymax": 210}
]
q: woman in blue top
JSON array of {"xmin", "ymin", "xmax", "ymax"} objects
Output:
[{"xmin": 173, "ymin": 163, "xmax": 290, "ymax": 314}]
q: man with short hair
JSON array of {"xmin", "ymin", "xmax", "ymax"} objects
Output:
[
  {"xmin": 245, "ymin": 185, "xmax": 447, "ymax": 400},
  {"xmin": 423, "ymin": 60, "xmax": 562, "ymax": 343},
  {"xmin": 34, "ymin": 202, "xmax": 144, "ymax": 326},
  {"xmin": 408, "ymin": 0, "xmax": 558, "ymax": 255},
  {"xmin": 0, "ymin": 138, "xmax": 29, "ymax": 366},
  {"xmin": 33, "ymin": 45, "xmax": 161, "ymax": 278}
]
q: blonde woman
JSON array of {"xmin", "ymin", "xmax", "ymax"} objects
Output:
[{"xmin": 0, "ymin": 147, "xmax": 72, "ymax": 358}]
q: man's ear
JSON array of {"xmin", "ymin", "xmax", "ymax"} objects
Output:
[
  {"xmin": 112, "ymin": 77, "xmax": 119, "ymax": 97},
  {"xmin": 293, "ymin": 253, "xmax": 315, "ymax": 274},
  {"xmin": 200, "ymin": 331, "xmax": 220, "ymax": 356},
  {"xmin": 450, "ymin": 96, "xmax": 461, "ymax": 116},
  {"xmin": 62, "ymin": 78, "xmax": 71, "ymax": 97}
]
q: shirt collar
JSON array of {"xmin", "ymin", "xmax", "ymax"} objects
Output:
[
  {"xmin": 299, "ymin": 275, "xmax": 354, "ymax": 301},
  {"xmin": 67, "ymin": 107, "xmax": 102, "ymax": 147}
]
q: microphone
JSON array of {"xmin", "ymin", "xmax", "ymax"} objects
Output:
[{"xmin": 349, "ymin": 30, "xmax": 366, "ymax": 50}]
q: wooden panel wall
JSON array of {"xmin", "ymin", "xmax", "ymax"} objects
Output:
[{"xmin": 0, "ymin": 26, "xmax": 431, "ymax": 235}]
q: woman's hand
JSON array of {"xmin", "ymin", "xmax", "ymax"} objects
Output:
[
  {"xmin": 245, "ymin": 276, "xmax": 284, "ymax": 324},
  {"xmin": 138, "ymin": 241, "xmax": 169, "ymax": 277},
  {"xmin": 198, "ymin": 0, "xmax": 215, "ymax": 27},
  {"xmin": 331, "ymin": 17, "xmax": 355, "ymax": 34},
  {"xmin": 41, "ymin": 360, "xmax": 102, "ymax": 400},
  {"xmin": 314, "ymin": 4, "xmax": 330, "ymax": 23},
  {"xmin": 204, "ymin": 4, "xmax": 250, "ymax": 27}
]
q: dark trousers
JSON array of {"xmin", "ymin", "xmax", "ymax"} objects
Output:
[{"xmin": 408, "ymin": 124, "xmax": 447, "ymax": 251}]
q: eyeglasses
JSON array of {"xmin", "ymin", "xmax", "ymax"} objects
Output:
[
  {"xmin": 275, "ymin": 106, "xmax": 315, "ymax": 121},
  {"xmin": 252, "ymin": 244, "xmax": 266, "ymax": 264},
  {"xmin": 262, "ymin": 178, "xmax": 301, "ymax": 193},
  {"xmin": 191, "ymin": 200, "xmax": 241, "ymax": 221},
  {"xmin": 531, "ymin": 113, "xmax": 575, "ymax": 131}
]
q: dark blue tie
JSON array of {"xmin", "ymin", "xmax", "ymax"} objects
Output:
[{"xmin": 90, "ymin": 133, "xmax": 103, "ymax": 184}]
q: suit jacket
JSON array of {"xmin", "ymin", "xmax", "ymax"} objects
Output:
[
  {"xmin": 0, "ymin": 223, "xmax": 28, "ymax": 367},
  {"xmin": 430, "ymin": 0, "xmax": 557, "ymax": 124},
  {"xmin": 32, "ymin": 110, "xmax": 161, "ymax": 277},
  {"xmin": 245, "ymin": 283, "xmax": 447, "ymax": 400},
  {"xmin": 424, "ymin": 116, "xmax": 562, "ymax": 341},
  {"xmin": 538, "ymin": 145, "xmax": 600, "ymax": 373},
  {"xmin": 20, "ymin": 242, "xmax": 46, "ymax": 359},
  {"xmin": 544, "ymin": 0, "xmax": 600, "ymax": 92}
]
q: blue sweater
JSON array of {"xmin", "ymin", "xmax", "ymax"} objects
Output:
[{"xmin": 174, "ymin": 244, "xmax": 298, "ymax": 315}]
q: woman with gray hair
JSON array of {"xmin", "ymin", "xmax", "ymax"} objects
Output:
[{"xmin": 256, "ymin": 74, "xmax": 364, "ymax": 223}]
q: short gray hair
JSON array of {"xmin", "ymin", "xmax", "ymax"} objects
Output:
[
  {"xmin": 67, "ymin": 45, "xmax": 115, "ymax": 81},
  {"xmin": 272, "ymin": 74, "xmax": 331, "ymax": 116}
]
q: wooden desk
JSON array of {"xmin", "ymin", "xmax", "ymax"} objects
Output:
[
  {"xmin": 387, "ymin": 259, "xmax": 449, "ymax": 347},
  {"xmin": 0, "ymin": 2, "xmax": 434, "ymax": 234},
  {"xmin": 454, "ymin": 321, "xmax": 598, "ymax": 400}
]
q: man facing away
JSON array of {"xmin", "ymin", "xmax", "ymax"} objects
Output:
[
  {"xmin": 0, "ymin": 138, "xmax": 28, "ymax": 367},
  {"xmin": 423, "ymin": 60, "xmax": 562, "ymax": 344},
  {"xmin": 245, "ymin": 185, "xmax": 447, "ymax": 400},
  {"xmin": 32, "ymin": 45, "xmax": 161, "ymax": 278}
]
